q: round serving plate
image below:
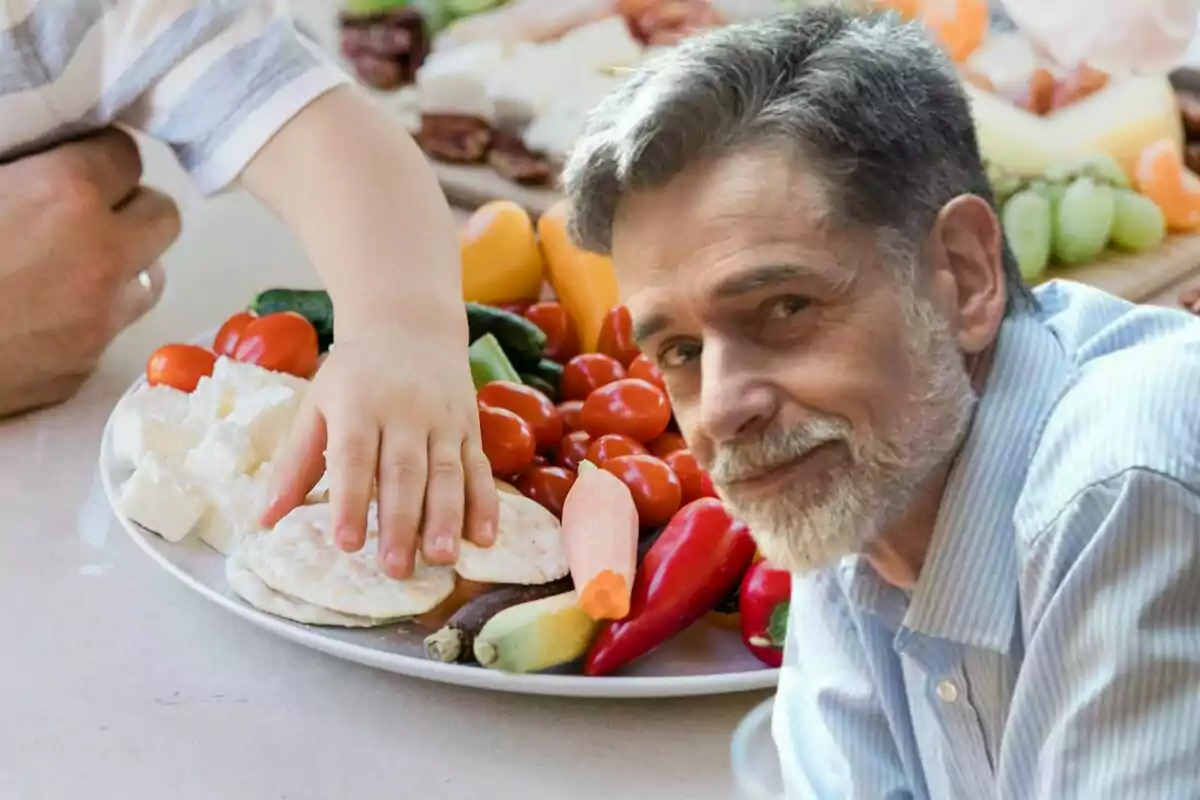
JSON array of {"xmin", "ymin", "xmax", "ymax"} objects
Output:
[{"xmin": 100, "ymin": 328, "xmax": 779, "ymax": 699}]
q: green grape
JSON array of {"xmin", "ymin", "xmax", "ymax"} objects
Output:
[
  {"xmin": 1109, "ymin": 190, "xmax": 1167, "ymax": 252},
  {"xmin": 991, "ymin": 173, "xmax": 1024, "ymax": 207},
  {"xmin": 1044, "ymin": 153, "xmax": 1130, "ymax": 189},
  {"xmin": 1053, "ymin": 177, "xmax": 1116, "ymax": 266},
  {"xmin": 1001, "ymin": 190, "xmax": 1053, "ymax": 281}
]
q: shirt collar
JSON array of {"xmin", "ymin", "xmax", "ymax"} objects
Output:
[{"xmin": 899, "ymin": 312, "xmax": 1071, "ymax": 652}]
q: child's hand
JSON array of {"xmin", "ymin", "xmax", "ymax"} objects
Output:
[{"xmin": 259, "ymin": 332, "xmax": 498, "ymax": 579}]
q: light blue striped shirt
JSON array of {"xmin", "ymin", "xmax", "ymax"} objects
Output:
[{"xmin": 773, "ymin": 279, "xmax": 1200, "ymax": 799}]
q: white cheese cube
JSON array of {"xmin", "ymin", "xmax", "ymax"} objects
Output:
[
  {"xmin": 118, "ymin": 456, "xmax": 208, "ymax": 543},
  {"xmin": 211, "ymin": 356, "xmax": 309, "ymax": 395},
  {"xmin": 185, "ymin": 375, "xmax": 231, "ymax": 428},
  {"xmin": 185, "ymin": 421, "xmax": 260, "ymax": 484},
  {"xmin": 225, "ymin": 383, "xmax": 303, "ymax": 463},
  {"xmin": 417, "ymin": 41, "xmax": 506, "ymax": 121},
  {"xmin": 110, "ymin": 385, "xmax": 199, "ymax": 467},
  {"xmin": 198, "ymin": 471, "xmax": 273, "ymax": 556}
]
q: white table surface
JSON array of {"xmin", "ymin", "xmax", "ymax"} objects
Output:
[{"xmin": 0, "ymin": 140, "xmax": 771, "ymax": 799}]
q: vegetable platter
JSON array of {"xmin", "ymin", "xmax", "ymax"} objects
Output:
[{"xmin": 100, "ymin": 201, "xmax": 786, "ymax": 697}]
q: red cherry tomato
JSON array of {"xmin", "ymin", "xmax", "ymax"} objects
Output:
[
  {"xmin": 146, "ymin": 344, "xmax": 217, "ymax": 393},
  {"xmin": 560, "ymin": 353, "xmax": 626, "ymax": 402},
  {"xmin": 531, "ymin": 454, "xmax": 550, "ymax": 468},
  {"xmin": 213, "ymin": 311, "xmax": 255, "ymax": 358},
  {"xmin": 495, "ymin": 300, "xmax": 534, "ymax": 317},
  {"xmin": 232, "ymin": 312, "xmax": 320, "ymax": 378},
  {"xmin": 555, "ymin": 430, "xmax": 593, "ymax": 472},
  {"xmin": 602, "ymin": 454, "xmax": 683, "ymax": 527},
  {"xmin": 580, "ymin": 378, "xmax": 671, "ymax": 443},
  {"xmin": 478, "ymin": 404, "xmax": 537, "ymax": 477},
  {"xmin": 648, "ymin": 432, "xmax": 687, "ymax": 459},
  {"xmin": 597, "ymin": 306, "xmax": 641, "ymax": 368},
  {"xmin": 515, "ymin": 466, "xmax": 577, "ymax": 518},
  {"xmin": 557, "ymin": 400, "xmax": 585, "ymax": 434},
  {"xmin": 627, "ymin": 353, "xmax": 667, "ymax": 393},
  {"xmin": 663, "ymin": 449, "xmax": 718, "ymax": 504},
  {"xmin": 586, "ymin": 433, "xmax": 649, "ymax": 466},
  {"xmin": 477, "ymin": 381, "xmax": 562, "ymax": 453},
  {"xmin": 525, "ymin": 301, "xmax": 580, "ymax": 364}
]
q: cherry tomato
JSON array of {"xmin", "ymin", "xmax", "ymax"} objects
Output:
[
  {"xmin": 146, "ymin": 344, "xmax": 217, "ymax": 393},
  {"xmin": 560, "ymin": 353, "xmax": 626, "ymax": 401},
  {"xmin": 627, "ymin": 353, "xmax": 667, "ymax": 393},
  {"xmin": 495, "ymin": 300, "xmax": 534, "ymax": 317},
  {"xmin": 232, "ymin": 312, "xmax": 320, "ymax": 378},
  {"xmin": 596, "ymin": 305, "xmax": 642, "ymax": 368},
  {"xmin": 477, "ymin": 381, "xmax": 563, "ymax": 453},
  {"xmin": 557, "ymin": 400, "xmax": 585, "ymax": 434},
  {"xmin": 648, "ymin": 432, "xmax": 687, "ymax": 459},
  {"xmin": 586, "ymin": 433, "xmax": 649, "ymax": 466},
  {"xmin": 664, "ymin": 449, "xmax": 718, "ymax": 504},
  {"xmin": 478, "ymin": 403, "xmax": 537, "ymax": 477},
  {"xmin": 602, "ymin": 454, "xmax": 682, "ymax": 528},
  {"xmin": 515, "ymin": 466, "xmax": 577, "ymax": 518},
  {"xmin": 580, "ymin": 378, "xmax": 671, "ymax": 443},
  {"xmin": 213, "ymin": 311, "xmax": 255, "ymax": 357},
  {"xmin": 525, "ymin": 301, "xmax": 580, "ymax": 363},
  {"xmin": 531, "ymin": 454, "xmax": 550, "ymax": 468},
  {"xmin": 555, "ymin": 430, "xmax": 593, "ymax": 472}
]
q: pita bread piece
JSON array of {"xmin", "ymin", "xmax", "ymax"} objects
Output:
[
  {"xmin": 236, "ymin": 504, "xmax": 456, "ymax": 619},
  {"xmin": 225, "ymin": 550, "xmax": 398, "ymax": 628},
  {"xmin": 455, "ymin": 490, "xmax": 569, "ymax": 585}
]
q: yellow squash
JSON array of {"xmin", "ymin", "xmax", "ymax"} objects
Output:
[
  {"xmin": 460, "ymin": 200, "xmax": 545, "ymax": 305},
  {"xmin": 536, "ymin": 200, "xmax": 620, "ymax": 353}
]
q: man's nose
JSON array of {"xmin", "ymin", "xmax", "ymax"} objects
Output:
[{"xmin": 698, "ymin": 340, "xmax": 778, "ymax": 444}]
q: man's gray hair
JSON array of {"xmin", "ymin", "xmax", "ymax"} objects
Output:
[{"xmin": 561, "ymin": 6, "xmax": 1034, "ymax": 312}]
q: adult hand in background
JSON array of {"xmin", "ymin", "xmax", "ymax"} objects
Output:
[{"xmin": 0, "ymin": 128, "xmax": 181, "ymax": 418}]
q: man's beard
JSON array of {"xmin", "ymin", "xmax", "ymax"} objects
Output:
[{"xmin": 708, "ymin": 290, "xmax": 978, "ymax": 574}]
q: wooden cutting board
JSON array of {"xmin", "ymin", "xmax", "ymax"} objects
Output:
[
  {"xmin": 435, "ymin": 163, "xmax": 560, "ymax": 218},
  {"xmin": 1044, "ymin": 233, "xmax": 1200, "ymax": 303},
  {"xmin": 436, "ymin": 162, "xmax": 1200, "ymax": 304}
]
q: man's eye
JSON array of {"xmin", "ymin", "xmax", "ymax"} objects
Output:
[
  {"xmin": 762, "ymin": 295, "xmax": 810, "ymax": 321},
  {"xmin": 659, "ymin": 339, "xmax": 701, "ymax": 369}
]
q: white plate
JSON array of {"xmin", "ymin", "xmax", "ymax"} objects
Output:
[
  {"xmin": 99, "ymin": 346, "xmax": 779, "ymax": 699},
  {"xmin": 731, "ymin": 697, "xmax": 785, "ymax": 799}
]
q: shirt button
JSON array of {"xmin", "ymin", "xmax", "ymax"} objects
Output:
[{"xmin": 936, "ymin": 680, "xmax": 959, "ymax": 703}]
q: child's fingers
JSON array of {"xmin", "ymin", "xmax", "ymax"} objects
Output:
[
  {"xmin": 419, "ymin": 433, "xmax": 466, "ymax": 565},
  {"xmin": 461, "ymin": 436, "xmax": 498, "ymax": 548},
  {"xmin": 326, "ymin": 417, "xmax": 379, "ymax": 556},
  {"xmin": 260, "ymin": 401, "xmax": 326, "ymax": 528},
  {"xmin": 376, "ymin": 427, "xmax": 427, "ymax": 579}
]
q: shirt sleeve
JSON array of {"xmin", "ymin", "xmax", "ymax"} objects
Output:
[
  {"xmin": 1004, "ymin": 468, "xmax": 1200, "ymax": 798},
  {"xmin": 94, "ymin": 1, "xmax": 350, "ymax": 194},
  {"xmin": 772, "ymin": 571, "xmax": 917, "ymax": 800}
]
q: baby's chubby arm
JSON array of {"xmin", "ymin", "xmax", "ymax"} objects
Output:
[
  {"xmin": 75, "ymin": 0, "xmax": 498, "ymax": 572},
  {"xmin": 245, "ymin": 86, "xmax": 499, "ymax": 576}
]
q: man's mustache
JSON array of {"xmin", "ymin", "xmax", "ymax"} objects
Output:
[{"xmin": 708, "ymin": 418, "xmax": 852, "ymax": 484}]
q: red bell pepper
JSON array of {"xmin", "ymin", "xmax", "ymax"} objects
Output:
[
  {"xmin": 738, "ymin": 560, "xmax": 792, "ymax": 668},
  {"xmin": 583, "ymin": 497, "xmax": 757, "ymax": 676}
]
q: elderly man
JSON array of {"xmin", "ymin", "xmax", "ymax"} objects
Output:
[{"xmin": 564, "ymin": 7, "xmax": 1200, "ymax": 799}]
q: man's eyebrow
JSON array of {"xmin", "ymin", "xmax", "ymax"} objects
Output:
[
  {"xmin": 633, "ymin": 311, "xmax": 672, "ymax": 344},
  {"xmin": 712, "ymin": 264, "xmax": 811, "ymax": 298}
]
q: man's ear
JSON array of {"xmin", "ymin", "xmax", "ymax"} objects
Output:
[{"xmin": 924, "ymin": 194, "xmax": 1008, "ymax": 354}]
